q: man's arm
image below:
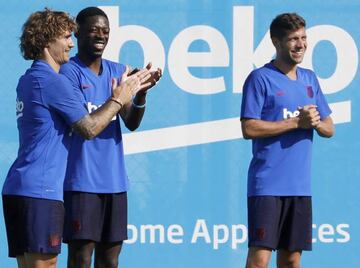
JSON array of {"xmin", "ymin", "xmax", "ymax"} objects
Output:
[
  {"xmin": 72, "ymin": 100, "xmax": 123, "ymax": 140},
  {"xmin": 241, "ymin": 104, "xmax": 327, "ymax": 139},
  {"xmin": 120, "ymin": 63, "xmax": 162, "ymax": 131},
  {"xmin": 300, "ymin": 104, "xmax": 334, "ymax": 138},
  {"xmin": 315, "ymin": 116, "xmax": 334, "ymax": 138},
  {"xmin": 241, "ymin": 117, "xmax": 299, "ymax": 139},
  {"xmin": 72, "ymin": 67, "xmax": 151, "ymax": 139},
  {"xmin": 119, "ymin": 92, "xmax": 146, "ymax": 131}
]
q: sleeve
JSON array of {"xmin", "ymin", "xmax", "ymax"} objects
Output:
[
  {"xmin": 118, "ymin": 63, "xmax": 126, "ymax": 76},
  {"xmin": 60, "ymin": 64, "xmax": 87, "ymax": 105},
  {"xmin": 312, "ymin": 73, "xmax": 332, "ymax": 119},
  {"xmin": 240, "ymin": 71, "xmax": 265, "ymax": 120},
  {"xmin": 110, "ymin": 61, "xmax": 126, "ymax": 81},
  {"xmin": 42, "ymin": 75, "xmax": 88, "ymax": 126}
]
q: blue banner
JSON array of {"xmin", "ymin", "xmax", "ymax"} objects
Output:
[{"xmin": 0, "ymin": 1, "xmax": 358, "ymax": 267}]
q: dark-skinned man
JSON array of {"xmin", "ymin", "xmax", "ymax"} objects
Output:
[{"xmin": 60, "ymin": 6, "xmax": 162, "ymax": 268}]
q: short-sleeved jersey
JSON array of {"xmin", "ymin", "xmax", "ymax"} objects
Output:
[
  {"xmin": 2, "ymin": 60, "xmax": 88, "ymax": 201},
  {"xmin": 60, "ymin": 56, "xmax": 129, "ymax": 193},
  {"xmin": 240, "ymin": 62, "xmax": 331, "ymax": 196}
]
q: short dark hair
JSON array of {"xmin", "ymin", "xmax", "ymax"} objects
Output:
[
  {"xmin": 270, "ymin": 13, "xmax": 306, "ymax": 40},
  {"xmin": 20, "ymin": 8, "xmax": 76, "ymax": 60},
  {"xmin": 76, "ymin": 6, "xmax": 108, "ymax": 25}
]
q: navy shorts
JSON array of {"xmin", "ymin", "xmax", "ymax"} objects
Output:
[
  {"xmin": 2, "ymin": 195, "xmax": 64, "ymax": 257},
  {"xmin": 247, "ymin": 196, "xmax": 312, "ymax": 251},
  {"xmin": 63, "ymin": 191, "xmax": 128, "ymax": 243}
]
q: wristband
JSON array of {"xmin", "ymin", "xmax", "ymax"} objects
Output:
[
  {"xmin": 110, "ymin": 97, "xmax": 123, "ymax": 108},
  {"xmin": 132, "ymin": 96, "xmax": 146, "ymax": 109}
]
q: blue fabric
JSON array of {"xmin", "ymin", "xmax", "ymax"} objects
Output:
[
  {"xmin": 60, "ymin": 56, "xmax": 129, "ymax": 193},
  {"xmin": 63, "ymin": 192, "xmax": 128, "ymax": 242},
  {"xmin": 2, "ymin": 60, "xmax": 87, "ymax": 201},
  {"xmin": 247, "ymin": 196, "xmax": 312, "ymax": 251},
  {"xmin": 241, "ymin": 62, "xmax": 331, "ymax": 196},
  {"xmin": 2, "ymin": 195, "xmax": 64, "ymax": 257}
]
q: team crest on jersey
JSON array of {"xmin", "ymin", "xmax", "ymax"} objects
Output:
[
  {"xmin": 306, "ymin": 86, "xmax": 314, "ymax": 98},
  {"xmin": 81, "ymin": 84, "xmax": 92, "ymax": 90}
]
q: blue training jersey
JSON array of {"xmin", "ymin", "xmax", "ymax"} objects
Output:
[
  {"xmin": 2, "ymin": 60, "xmax": 88, "ymax": 201},
  {"xmin": 60, "ymin": 56, "xmax": 129, "ymax": 193},
  {"xmin": 240, "ymin": 62, "xmax": 332, "ymax": 196}
]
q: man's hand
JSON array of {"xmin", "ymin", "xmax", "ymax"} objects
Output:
[
  {"xmin": 297, "ymin": 104, "xmax": 320, "ymax": 129},
  {"xmin": 134, "ymin": 62, "xmax": 162, "ymax": 96},
  {"xmin": 111, "ymin": 66, "xmax": 151, "ymax": 108}
]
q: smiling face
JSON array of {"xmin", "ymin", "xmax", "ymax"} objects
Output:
[
  {"xmin": 273, "ymin": 27, "xmax": 307, "ymax": 66},
  {"xmin": 76, "ymin": 15, "xmax": 109, "ymax": 60},
  {"xmin": 46, "ymin": 30, "xmax": 74, "ymax": 66}
]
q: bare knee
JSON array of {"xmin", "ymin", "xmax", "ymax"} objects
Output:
[
  {"xmin": 67, "ymin": 240, "xmax": 95, "ymax": 268},
  {"xmin": 69, "ymin": 252, "xmax": 92, "ymax": 268},
  {"xmin": 278, "ymin": 257, "xmax": 300, "ymax": 268},
  {"xmin": 94, "ymin": 242, "xmax": 122, "ymax": 268},
  {"xmin": 277, "ymin": 250, "xmax": 301, "ymax": 268},
  {"xmin": 24, "ymin": 253, "xmax": 58, "ymax": 268},
  {"xmin": 246, "ymin": 247, "xmax": 272, "ymax": 268},
  {"xmin": 95, "ymin": 257, "xmax": 118, "ymax": 268},
  {"xmin": 16, "ymin": 255, "xmax": 26, "ymax": 268},
  {"xmin": 47, "ymin": 256, "xmax": 57, "ymax": 268},
  {"xmin": 247, "ymin": 256, "xmax": 270, "ymax": 268}
]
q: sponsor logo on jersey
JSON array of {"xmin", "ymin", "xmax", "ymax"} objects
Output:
[
  {"xmin": 283, "ymin": 108, "xmax": 300, "ymax": 119},
  {"xmin": 16, "ymin": 98, "xmax": 24, "ymax": 119}
]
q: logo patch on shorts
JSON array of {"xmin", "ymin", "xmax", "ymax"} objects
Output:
[
  {"xmin": 48, "ymin": 234, "xmax": 61, "ymax": 247},
  {"xmin": 73, "ymin": 220, "xmax": 82, "ymax": 232},
  {"xmin": 255, "ymin": 227, "xmax": 266, "ymax": 241}
]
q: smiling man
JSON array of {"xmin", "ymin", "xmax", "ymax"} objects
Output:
[
  {"xmin": 240, "ymin": 13, "xmax": 334, "ymax": 268},
  {"xmin": 2, "ymin": 8, "xmax": 150, "ymax": 268},
  {"xmin": 59, "ymin": 7, "xmax": 161, "ymax": 268}
]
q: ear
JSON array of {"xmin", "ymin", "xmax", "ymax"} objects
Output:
[
  {"xmin": 42, "ymin": 46, "xmax": 49, "ymax": 58},
  {"xmin": 271, "ymin": 37, "xmax": 280, "ymax": 49}
]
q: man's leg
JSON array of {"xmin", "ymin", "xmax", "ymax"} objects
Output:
[
  {"xmin": 276, "ymin": 197, "xmax": 311, "ymax": 268},
  {"xmin": 93, "ymin": 192, "xmax": 127, "ymax": 268},
  {"xmin": 16, "ymin": 255, "xmax": 26, "ymax": 268},
  {"xmin": 94, "ymin": 241, "xmax": 123, "ymax": 268},
  {"xmin": 246, "ymin": 197, "xmax": 281, "ymax": 268},
  {"xmin": 246, "ymin": 246, "xmax": 272, "ymax": 268},
  {"xmin": 67, "ymin": 240, "xmax": 96, "ymax": 268},
  {"xmin": 3, "ymin": 197, "xmax": 63, "ymax": 268},
  {"xmin": 24, "ymin": 253, "xmax": 57, "ymax": 268},
  {"xmin": 277, "ymin": 249, "xmax": 301, "ymax": 268}
]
